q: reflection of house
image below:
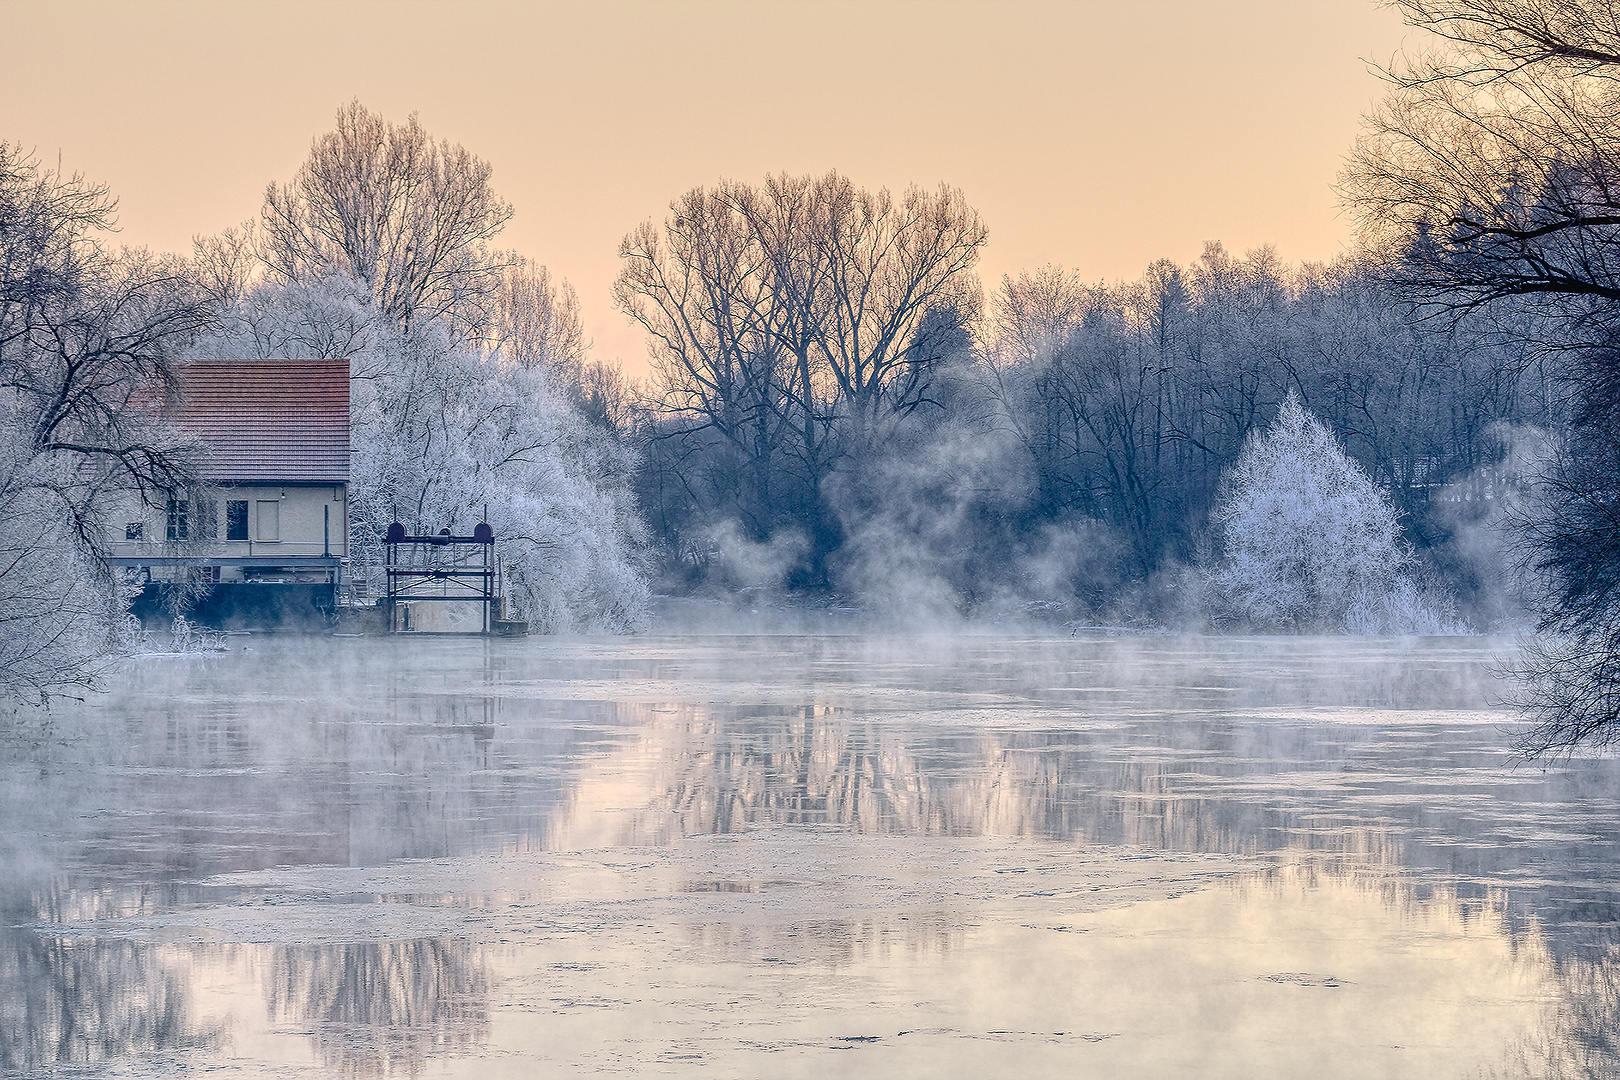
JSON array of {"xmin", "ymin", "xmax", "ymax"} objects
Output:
[{"xmin": 110, "ymin": 359, "xmax": 350, "ymax": 628}]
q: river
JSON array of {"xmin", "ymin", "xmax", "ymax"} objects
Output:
[{"xmin": 1, "ymin": 632, "xmax": 1616, "ymax": 1078}]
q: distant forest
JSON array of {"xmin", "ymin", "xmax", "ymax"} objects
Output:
[
  {"xmin": 624, "ymin": 218, "xmax": 1553, "ymax": 631},
  {"xmin": 0, "ymin": 100, "xmax": 1571, "ymax": 652}
]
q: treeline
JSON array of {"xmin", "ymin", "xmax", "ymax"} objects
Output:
[
  {"xmin": 622, "ymin": 189, "xmax": 1558, "ymax": 627},
  {"xmin": 0, "ymin": 98, "xmax": 1567, "ymax": 716}
]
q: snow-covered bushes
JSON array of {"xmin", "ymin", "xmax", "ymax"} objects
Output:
[
  {"xmin": 0, "ymin": 430, "xmax": 133, "ymax": 699},
  {"xmin": 1209, "ymin": 395, "xmax": 1453, "ymax": 634}
]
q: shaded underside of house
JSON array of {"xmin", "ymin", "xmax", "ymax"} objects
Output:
[{"xmin": 132, "ymin": 582, "xmax": 337, "ymax": 632}]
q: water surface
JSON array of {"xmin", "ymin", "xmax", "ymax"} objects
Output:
[{"xmin": 2, "ymin": 633, "xmax": 1617, "ymax": 1078}]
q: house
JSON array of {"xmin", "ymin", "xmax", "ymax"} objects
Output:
[{"xmin": 109, "ymin": 358, "xmax": 351, "ymax": 629}]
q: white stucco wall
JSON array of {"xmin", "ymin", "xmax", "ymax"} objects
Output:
[{"xmin": 107, "ymin": 483, "xmax": 348, "ymax": 580}]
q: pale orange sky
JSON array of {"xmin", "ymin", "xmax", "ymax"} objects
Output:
[{"xmin": 5, "ymin": 0, "xmax": 1412, "ymax": 378}]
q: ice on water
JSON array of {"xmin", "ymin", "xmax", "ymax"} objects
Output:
[{"xmin": 1, "ymin": 633, "xmax": 1615, "ymax": 1078}]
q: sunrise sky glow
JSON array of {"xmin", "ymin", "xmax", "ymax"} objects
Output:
[{"xmin": 6, "ymin": 0, "xmax": 1415, "ymax": 375}]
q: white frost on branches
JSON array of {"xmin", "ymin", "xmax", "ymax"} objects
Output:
[
  {"xmin": 347, "ymin": 319, "xmax": 648, "ymax": 633},
  {"xmin": 0, "ymin": 419, "xmax": 137, "ymax": 699},
  {"xmin": 1210, "ymin": 394, "xmax": 1451, "ymax": 634}
]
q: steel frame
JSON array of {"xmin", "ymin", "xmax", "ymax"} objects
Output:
[{"xmin": 382, "ymin": 521, "xmax": 496, "ymax": 634}]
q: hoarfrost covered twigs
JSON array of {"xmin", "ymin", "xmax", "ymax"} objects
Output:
[
  {"xmin": 1209, "ymin": 394, "xmax": 1454, "ymax": 634},
  {"xmin": 347, "ymin": 320, "xmax": 649, "ymax": 633},
  {"xmin": 0, "ymin": 436, "xmax": 134, "ymax": 698},
  {"xmin": 0, "ymin": 143, "xmax": 212, "ymax": 703}
]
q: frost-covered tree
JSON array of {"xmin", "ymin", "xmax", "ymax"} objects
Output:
[
  {"xmin": 0, "ymin": 143, "xmax": 212, "ymax": 701},
  {"xmin": 1209, "ymin": 395, "xmax": 1446, "ymax": 633},
  {"xmin": 188, "ymin": 271, "xmax": 374, "ymax": 365},
  {"xmin": 260, "ymin": 101, "xmax": 514, "ymax": 338},
  {"xmin": 476, "ymin": 258, "xmax": 586, "ymax": 376},
  {"xmin": 347, "ymin": 321, "xmax": 648, "ymax": 632},
  {"xmin": 471, "ymin": 257, "xmax": 632, "ymax": 432},
  {"xmin": 0, "ymin": 419, "xmax": 132, "ymax": 701}
]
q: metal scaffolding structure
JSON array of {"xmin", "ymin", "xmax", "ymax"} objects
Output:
[{"xmin": 382, "ymin": 521, "xmax": 496, "ymax": 634}]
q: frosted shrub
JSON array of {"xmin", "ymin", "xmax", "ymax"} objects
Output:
[
  {"xmin": 1210, "ymin": 395, "xmax": 1448, "ymax": 633},
  {"xmin": 168, "ymin": 617, "xmax": 227, "ymax": 654},
  {"xmin": 346, "ymin": 326, "xmax": 650, "ymax": 633},
  {"xmin": 0, "ymin": 479, "xmax": 124, "ymax": 698}
]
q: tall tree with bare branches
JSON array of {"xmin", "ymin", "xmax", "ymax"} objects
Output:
[
  {"xmin": 1345, "ymin": 0, "xmax": 1620, "ymax": 752},
  {"xmin": 0, "ymin": 143, "xmax": 213, "ymax": 701},
  {"xmin": 261, "ymin": 101, "xmax": 515, "ymax": 339},
  {"xmin": 618, "ymin": 171, "xmax": 985, "ymax": 583}
]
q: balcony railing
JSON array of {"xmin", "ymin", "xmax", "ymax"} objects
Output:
[{"xmin": 107, "ymin": 539, "xmax": 344, "ymax": 560}]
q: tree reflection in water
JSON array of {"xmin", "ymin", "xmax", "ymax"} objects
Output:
[
  {"xmin": 555, "ymin": 693, "xmax": 1552, "ymax": 870},
  {"xmin": 1543, "ymin": 946, "xmax": 1620, "ymax": 1080},
  {"xmin": 675, "ymin": 911, "xmax": 966, "ymax": 967},
  {"xmin": 2, "ymin": 636, "xmax": 1620, "ymax": 1075},
  {"xmin": 1493, "ymin": 911, "xmax": 1620, "ymax": 1080},
  {"xmin": 265, "ymin": 937, "xmax": 489, "ymax": 1079},
  {"xmin": 0, "ymin": 921, "xmax": 221, "ymax": 1073}
]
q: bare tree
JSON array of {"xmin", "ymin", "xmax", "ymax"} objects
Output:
[
  {"xmin": 0, "ymin": 143, "xmax": 213, "ymax": 701},
  {"xmin": 618, "ymin": 171, "xmax": 986, "ymax": 580},
  {"xmin": 260, "ymin": 101, "xmax": 515, "ymax": 338},
  {"xmin": 190, "ymin": 221, "xmax": 261, "ymax": 309},
  {"xmin": 473, "ymin": 256, "xmax": 635, "ymax": 431},
  {"xmin": 797, "ymin": 175, "xmax": 986, "ymax": 440},
  {"xmin": 479, "ymin": 257, "xmax": 587, "ymax": 376},
  {"xmin": 1343, "ymin": 0, "xmax": 1620, "ymax": 335},
  {"xmin": 988, "ymin": 259, "xmax": 1214, "ymax": 574},
  {"xmin": 1344, "ymin": 0, "xmax": 1620, "ymax": 749},
  {"xmin": 616, "ymin": 188, "xmax": 801, "ymax": 545},
  {"xmin": 992, "ymin": 265, "xmax": 1093, "ymax": 367},
  {"xmin": 1509, "ymin": 347, "xmax": 1620, "ymax": 753}
]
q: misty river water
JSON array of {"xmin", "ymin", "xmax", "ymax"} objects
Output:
[{"xmin": 2, "ymin": 630, "xmax": 1618, "ymax": 1078}]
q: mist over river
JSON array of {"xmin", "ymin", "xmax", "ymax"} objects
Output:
[{"xmin": 2, "ymin": 632, "xmax": 1618, "ymax": 1078}]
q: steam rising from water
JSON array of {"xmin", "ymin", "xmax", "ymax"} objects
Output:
[{"xmin": 1, "ymin": 634, "xmax": 1615, "ymax": 1077}]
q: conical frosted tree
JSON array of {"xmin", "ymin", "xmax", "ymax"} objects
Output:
[{"xmin": 1210, "ymin": 395, "xmax": 1433, "ymax": 633}]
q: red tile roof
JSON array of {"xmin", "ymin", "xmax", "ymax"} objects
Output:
[{"xmin": 170, "ymin": 360, "xmax": 350, "ymax": 483}]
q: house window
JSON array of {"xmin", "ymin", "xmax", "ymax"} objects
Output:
[
  {"xmin": 166, "ymin": 500, "xmax": 189, "ymax": 541},
  {"xmin": 255, "ymin": 500, "xmax": 280, "ymax": 542},
  {"xmin": 125, "ymin": 522, "xmax": 144, "ymax": 541},
  {"xmin": 226, "ymin": 500, "xmax": 250, "ymax": 541}
]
